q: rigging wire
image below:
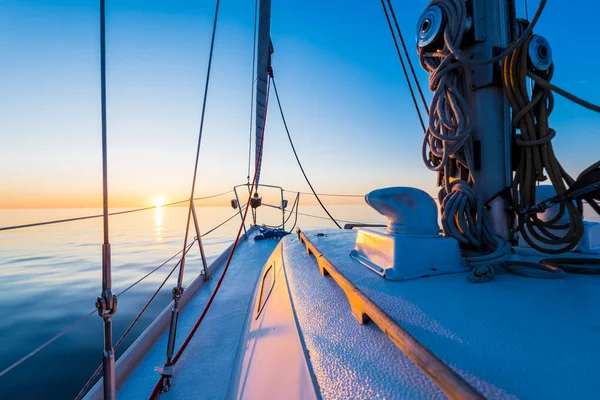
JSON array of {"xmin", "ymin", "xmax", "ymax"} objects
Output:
[
  {"xmin": 97, "ymin": 0, "xmax": 118, "ymax": 396},
  {"xmin": 283, "ymin": 189, "xmax": 363, "ymax": 198},
  {"xmin": 247, "ymin": 0, "xmax": 259, "ymax": 183},
  {"xmin": 174, "ymin": 0, "xmax": 222, "ymax": 309},
  {"xmin": 150, "ymin": 74, "xmax": 273, "ymax": 399},
  {"xmin": 163, "ymin": 0, "xmax": 221, "ymax": 362},
  {"xmin": 385, "ymin": 0, "xmax": 429, "ymax": 114},
  {"xmin": 74, "ymin": 241, "xmax": 197, "ymax": 400},
  {"xmin": 0, "ymin": 191, "xmax": 233, "ymax": 232},
  {"xmin": 262, "ymin": 192, "xmax": 300, "ymax": 229},
  {"xmin": 200, "ymin": 208, "xmax": 244, "ymax": 237},
  {"xmin": 0, "ymin": 309, "xmax": 96, "ymax": 378},
  {"xmin": 271, "ymin": 76, "xmax": 342, "ymax": 229},
  {"xmin": 100, "ymin": 0, "xmax": 109, "ymax": 248},
  {"xmin": 72, "ymin": 208, "xmax": 237, "ymax": 397},
  {"xmin": 379, "ymin": 0, "xmax": 426, "ymax": 133},
  {"xmin": 2, "ymin": 236, "xmax": 195, "ymax": 381},
  {"xmin": 288, "ymin": 209, "xmax": 368, "ymax": 226}
]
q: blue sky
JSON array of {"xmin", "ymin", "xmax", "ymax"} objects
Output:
[{"xmin": 1, "ymin": 0, "xmax": 598, "ymax": 207}]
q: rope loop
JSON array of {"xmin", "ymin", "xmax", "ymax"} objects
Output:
[
  {"xmin": 502, "ymin": 34, "xmax": 584, "ymax": 253},
  {"xmin": 418, "ymin": 0, "xmax": 511, "ymax": 277}
]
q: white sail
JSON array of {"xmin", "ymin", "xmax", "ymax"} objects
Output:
[{"xmin": 254, "ymin": 0, "xmax": 272, "ymax": 189}]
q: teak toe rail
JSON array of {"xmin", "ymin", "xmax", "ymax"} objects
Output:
[{"xmin": 297, "ymin": 229, "xmax": 485, "ymax": 400}]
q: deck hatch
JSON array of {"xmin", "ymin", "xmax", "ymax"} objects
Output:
[{"xmin": 256, "ymin": 262, "xmax": 276, "ymax": 319}]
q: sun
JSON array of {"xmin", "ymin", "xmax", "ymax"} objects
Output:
[{"xmin": 152, "ymin": 195, "xmax": 166, "ymax": 208}]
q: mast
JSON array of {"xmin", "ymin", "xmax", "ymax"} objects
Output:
[
  {"xmin": 462, "ymin": 0, "xmax": 515, "ymax": 241},
  {"xmin": 253, "ymin": 0, "xmax": 272, "ymax": 191},
  {"xmin": 416, "ymin": 0, "xmax": 516, "ymax": 244}
]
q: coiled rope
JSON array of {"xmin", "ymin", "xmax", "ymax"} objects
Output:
[
  {"xmin": 503, "ymin": 36, "xmax": 585, "ymax": 253},
  {"xmin": 417, "ymin": 0, "xmax": 511, "ymax": 270}
]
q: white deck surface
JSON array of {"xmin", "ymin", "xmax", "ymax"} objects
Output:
[
  {"xmin": 118, "ymin": 229, "xmax": 279, "ymax": 399},
  {"xmin": 282, "ymin": 229, "xmax": 600, "ymax": 399}
]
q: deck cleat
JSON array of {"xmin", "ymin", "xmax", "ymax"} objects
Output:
[{"xmin": 350, "ymin": 187, "xmax": 468, "ymax": 281}]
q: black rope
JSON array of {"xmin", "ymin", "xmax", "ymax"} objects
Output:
[
  {"xmin": 380, "ymin": 0, "xmax": 427, "ymax": 133},
  {"xmin": 0, "ymin": 191, "xmax": 233, "ymax": 232},
  {"xmin": 385, "ymin": 0, "xmax": 429, "ymax": 114},
  {"xmin": 271, "ymin": 76, "xmax": 342, "ymax": 229}
]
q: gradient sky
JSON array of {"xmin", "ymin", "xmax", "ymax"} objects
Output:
[{"xmin": 1, "ymin": 0, "xmax": 599, "ymax": 208}]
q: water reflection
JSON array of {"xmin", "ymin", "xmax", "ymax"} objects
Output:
[{"xmin": 155, "ymin": 207, "xmax": 163, "ymax": 242}]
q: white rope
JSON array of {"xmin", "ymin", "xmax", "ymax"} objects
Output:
[{"xmin": 418, "ymin": 0, "xmax": 511, "ymax": 271}]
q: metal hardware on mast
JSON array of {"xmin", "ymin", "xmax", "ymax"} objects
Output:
[
  {"xmin": 95, "ymin": 0, "xmax": 117, "ymax": 399},
  {"xmin": 464, "ymin": 0, "xmax": 515, "ymax": 241}
]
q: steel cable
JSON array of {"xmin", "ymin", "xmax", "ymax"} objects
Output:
[
  {"xmin": 0, "ymin": 191, "xmax": 233, "ymax": 232},
  {"xmin": 262, "ymin": 192, "xmax": 300, "ymax": 230},
  {"xmin": 385, "ymin": 0, "xmax": 429, "ymax": 114},
  {"xmin": 2, "ymin": 207, "xmax": 240, "ymax": 388},
  {"xmin": 0, "ymin": 310, "xmax": 97, "ymax": 379},
  {"xmin": 380, "ymin": 0, "xmax": 427, "ymax": 132},
  {"xmin": 283, "ymin": 189, "xmax": 363, "ymax": 198},
  {"xmin": 74, "ymin": 241, "xmax": 195, "ymax": 400},
  {"xmin": 2, "ymin": 241, "xmax": 195, "ymax": 382}
]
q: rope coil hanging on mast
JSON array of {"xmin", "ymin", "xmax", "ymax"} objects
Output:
[
  {"xmin": 416, "ymin": 0, "xmax": 511, "ymax": 273},
  {"xmin": 502, "ymin": 32, "xmax": 597, "ymax": 253},
  {"xmin": 411, "ymin": 0, "xmax": 599, "ymax": 263}
]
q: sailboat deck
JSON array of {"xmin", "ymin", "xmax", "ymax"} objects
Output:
[
  {"xmin": 117, "ymin": 228, "xmax": 279, "ymax": 399},
  {"xmin": 283, "ymin": 229, "xmax": 600, "ymax": 399}
]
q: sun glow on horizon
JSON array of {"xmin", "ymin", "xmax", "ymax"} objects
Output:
[{"xmin": 152, "ymin": 195, "xmax": 166, "ymax": 208}]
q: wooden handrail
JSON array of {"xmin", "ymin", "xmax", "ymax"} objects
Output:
[{"xmin": 297, "ymin": 229, "xmax": 485, "ymax": 400}]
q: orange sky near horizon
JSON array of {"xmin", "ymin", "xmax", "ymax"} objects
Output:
[{"xmin": 0, "ymin": 187, "xmax": 366, "ymax": 209}]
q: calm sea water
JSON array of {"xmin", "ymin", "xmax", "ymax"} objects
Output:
[
  {"xmin": 0, "ymin": 204, "xmax": 383, "ymax": 399},
  {"xmin": 2, "ymin": 204, "xmax": 598, "ymax": 398}
]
